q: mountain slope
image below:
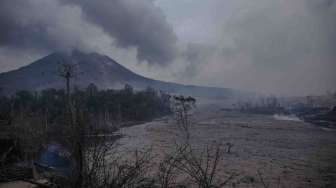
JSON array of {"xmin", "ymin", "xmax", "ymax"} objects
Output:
[{"xmin": 0, "ymin": 51, "xmax": 243, "ymax": 98}]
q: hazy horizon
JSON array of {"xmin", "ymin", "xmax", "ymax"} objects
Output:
[{"xmin": 0, "ymin": 0, "xmax": 335, "ymax": 96}]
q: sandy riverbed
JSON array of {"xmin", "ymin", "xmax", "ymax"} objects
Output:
[{"xmin": 114, "ymin": 103, "xmax": 336, "ymax": 187}]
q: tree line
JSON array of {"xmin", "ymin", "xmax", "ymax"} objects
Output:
[{"xmin": 0, "ymin": 83, "xmax": 171, "ymax": 128}]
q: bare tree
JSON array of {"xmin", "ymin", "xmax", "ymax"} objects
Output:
[
  {"xmin": 157, "ymin": 148, "xmax": 184, "ymax": 188},
  {"xmin": 173, "ymin": 143, "xmax": 234, "ymax": 188},
  {"xmin": 13, "ymin": 115, "xmax": 46, "ymax": 180},
  {"xmin": 57, "ymin": 62, "xmax": 79, "ymax": 112},
  {"xmin": 56, "ymin": 62, "xmax": 86, "ymax": 187},
  {"xmin": 171, "ymin": 95, "xmax": 196, "ymax": 141},
  {"xmin": 168, "ymin": 95, "xmax": 236, "ymax": 188}
]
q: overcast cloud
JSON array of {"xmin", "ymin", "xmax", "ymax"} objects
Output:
[
  {"xmin": 0, "ymin": 0, "xmax": 335, "ymax": 96},
  {"xmin": 156, "ymin": 0, "xmax": 336, "ymax": 96}
]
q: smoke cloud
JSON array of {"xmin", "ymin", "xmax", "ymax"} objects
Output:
[
  {"xmin": 159, "ymin": 0, "xmax": 336, "ymax": 96},
  {"xmin": 1, "ymin": 0, "xmax": 335, "ymax": 95},
  {"xmin": 0, "ymin": 0, "xmax": 177, "ymax": 66}
]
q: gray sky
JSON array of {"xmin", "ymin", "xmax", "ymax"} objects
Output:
[{"xmin": 0, "ymin": 0, "xmax": 335, "ymax": 96}]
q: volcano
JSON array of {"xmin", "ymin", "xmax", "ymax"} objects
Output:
[{"xmin": 0, "ymin": 50, "xmax": 244, "ymax": 98}]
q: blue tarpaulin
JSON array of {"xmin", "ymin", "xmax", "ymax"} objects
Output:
[{"xmin": 35, "ymin": 144, "xmax": 72, "ymax": 177}]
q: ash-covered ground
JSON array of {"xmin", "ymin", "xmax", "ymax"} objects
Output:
[{"xmin": 115, "ymin": 100, "xmax": 336, "ymax": 187}]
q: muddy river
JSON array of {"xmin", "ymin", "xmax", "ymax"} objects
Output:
[{"xmin": 114, "ymin": 103, "xmax": 336, "ymax": 187}]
